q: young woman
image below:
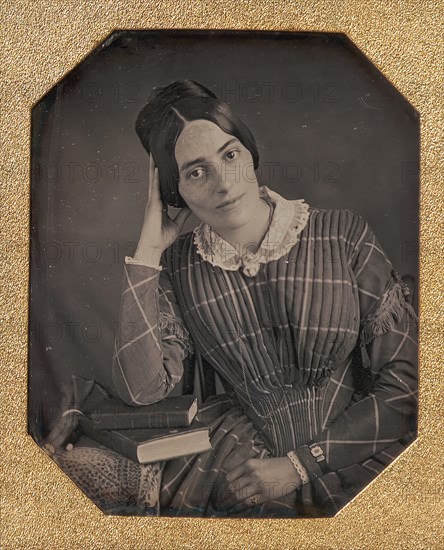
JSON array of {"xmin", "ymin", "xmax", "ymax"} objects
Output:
[{"xmin": 109, "ymin": 80, "xmax": 418, "ymax": 517}]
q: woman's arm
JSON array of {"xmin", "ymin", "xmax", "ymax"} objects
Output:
[
  {"xmin": 112, "ymin": 250, "xmax": 194, "ymax": 406},
  {"xmin": 292, "ymin": 215, "xmax": 418, "ymax": 479},
  {"xmin": 112, "ymin": 151, "xmax": 194, "ymax": 406}
]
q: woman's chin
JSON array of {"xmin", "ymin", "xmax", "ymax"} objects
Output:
[{"xmin": 202, "ymin": 214, "xmax": 245, "ymax": 231}]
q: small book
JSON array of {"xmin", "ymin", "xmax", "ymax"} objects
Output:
[
  {"xmin": 83, "ymin": 394, "xmax": 198, "ymax": 430},
  {"xmin": 78, "ymin": 416, "xmax": 212, "ymax": 464}
]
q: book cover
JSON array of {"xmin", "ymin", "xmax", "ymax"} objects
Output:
[{"xmin": 77, "ymin": 416, "xmax": 212, "ymax": 464}]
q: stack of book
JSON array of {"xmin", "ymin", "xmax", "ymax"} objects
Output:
[{"xmin": 78, "ymin": 394, "xmax": 212, "ymax": 464}]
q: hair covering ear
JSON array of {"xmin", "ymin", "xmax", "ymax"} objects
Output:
[
  {"xmin": 134, "ymin": 80, "xmax": 259, "ymax": 208},
  {"xmin": 135, "ymin": 81, "xmax": 219, "ymax": 207}
]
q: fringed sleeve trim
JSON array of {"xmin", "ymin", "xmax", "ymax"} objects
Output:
[
  {"xmin": 360, "ymin": 269, "xmax": 418, "ymax": 346},
  {"xmin": 159, "ymin": 311, "xmax": 195, "ymax": 357}
]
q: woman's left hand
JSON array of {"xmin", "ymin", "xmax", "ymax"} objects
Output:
[{"xmin": 220, "ymin": 457, "xmax": 302, "ymax": 514}]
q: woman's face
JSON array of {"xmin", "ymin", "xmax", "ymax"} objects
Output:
[{"xmin": 175, "ymin": 119, "xmax": 260, "ymax": 232}]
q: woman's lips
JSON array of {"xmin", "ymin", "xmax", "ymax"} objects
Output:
[{"xmin": 217, "ymin": 193, "xmax": 245, "ymax": 211}]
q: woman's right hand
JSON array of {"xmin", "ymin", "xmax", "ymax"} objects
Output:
[{"xmin": 134, "ymin": 153, "xmax": 193, "ymax": 264}]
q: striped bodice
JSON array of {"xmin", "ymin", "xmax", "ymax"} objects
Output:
[{"xmin": 163, "ymin": 208, "xmax": 365, "ymax": 454}]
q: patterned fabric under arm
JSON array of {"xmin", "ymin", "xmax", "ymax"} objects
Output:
[{"xmin": 112, "ymin": 252, "xmax": 193, "ymax": 406}]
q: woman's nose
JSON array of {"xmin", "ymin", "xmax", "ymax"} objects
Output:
[{"xmin": 209, "ymin": 162, "xmax": 237, "ymax": 193}]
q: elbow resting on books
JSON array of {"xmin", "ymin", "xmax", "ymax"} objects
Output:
[{"xmin": 112, "ymin": 365, "xmax": 182, "ymax": 407}]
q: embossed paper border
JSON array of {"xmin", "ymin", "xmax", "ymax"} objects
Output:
[{"xmin": 2, "ymin": 2, "xmax": 443, "ymax": 548}]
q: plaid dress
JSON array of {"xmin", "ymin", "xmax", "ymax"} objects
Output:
[{"xmin": 112, "ymin": 186, "xmax": 418, "ymax": 517}]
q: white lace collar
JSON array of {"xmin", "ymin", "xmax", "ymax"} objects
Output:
[{"xmin": 192, "ymin": 185, "xmax": 310, "ymax": 277}]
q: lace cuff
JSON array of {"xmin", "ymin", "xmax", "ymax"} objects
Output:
[
  {"xmin": 287, "ymin": 450, "xmax": 310, "ymax": 484},
  {"xmin": 360, "ymin": 269, "xmax": 418, "ymax": 346}
]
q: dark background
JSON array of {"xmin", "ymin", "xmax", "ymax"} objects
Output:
[{"xmin": 29, "ymin": 30, "xmax": 419, "ymax": 439}]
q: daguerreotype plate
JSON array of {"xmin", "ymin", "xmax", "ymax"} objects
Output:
[
  {"xmin": 29, "ymin": 27, "xmax": 420, "ymax": 517},
  {"xmin": 3, "ymin": 8, "xmax": 442, "ymax": 549}
]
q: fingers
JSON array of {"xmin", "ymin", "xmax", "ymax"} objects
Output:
[
  {"xmin": 219, "ymin": 464, "xmax": 251, "ymax": 510},
  {"xmin": 153, "ymin": 167, "xmax": 161, "ymax": 202},
  {"xmin": 146, "ymin": 152, "xmax": 193, "ymax": 241},
  {"xmin": 219, "ymin": 477, "xmax": 256, "ymax": 510},
  {"xmin": 228, "ymin": 493, "xmax": 262, "ymax": 515},
  {"xmin": 147, "ymin": 153, "xmax": 154, "ymax": 200},
  {"xmin": 225, "ymin": 463, "xmax": 246, "ymax": 484},
  {"xmin": 147, "ymin": 153, "xmax": 161, "ymax": 203},
  {"xmin": 225, "ymin": 475, "xmax": 254, "ymax": 499}
]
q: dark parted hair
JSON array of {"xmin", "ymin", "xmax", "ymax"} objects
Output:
[{"xmin": 135, "ymin": 80, "xmax": 260, "ymax": 208}]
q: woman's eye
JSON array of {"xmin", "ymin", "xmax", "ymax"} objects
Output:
[
  {"xmin": 186, "ymin": 151, "xmax": 239, "ymax": 180},
  {"xmin": 189, "ymin": 168, "xmax": 204, "ymax": 179},
  {"xmin": 225, "ymin": 149, "xmax": 239, "ymax": 161}
]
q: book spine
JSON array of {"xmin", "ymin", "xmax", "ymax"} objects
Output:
[
  {"xmin": 78, "ymin": 418, "xmax": 139, "ymax": 463},
  {"xmin": 91, "ymin": 411, "xmax": 190, "ymax": 430}
]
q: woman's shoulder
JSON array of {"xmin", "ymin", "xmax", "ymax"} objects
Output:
[
  {"xmin": 303, "ymin": 206, "xmax": 372, "ymax": 259},
  {"xmin": 306, "ymin": 205, "xmax": 369, "ymax": 236},
  {"xmin": 307, "ymin": 204, "xmax": 365, "ymax": 222}
]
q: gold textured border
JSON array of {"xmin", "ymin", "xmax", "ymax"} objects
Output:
[{"xmin": 2, "ymin": 1, "xmax": 443, "ymax": 548}]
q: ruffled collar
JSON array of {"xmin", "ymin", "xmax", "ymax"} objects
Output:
[{"xmin": 192, "ymin": 185, "xmax": 310, "ymax": 277}]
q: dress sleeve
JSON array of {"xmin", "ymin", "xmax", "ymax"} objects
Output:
[
  {"xmin": 111, "ymin": 250, "xmax": 194, "ymax": 406},
  {"xmin": 293, "ymin": 214, "xmax": 418, "ymax": 478}
]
